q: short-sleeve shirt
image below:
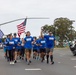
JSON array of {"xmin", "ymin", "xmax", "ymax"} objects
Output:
[
  {"xmin": 8, "ymin": 39, "xmax": 16, "ymax": 50},
  {"xmin": 24, "ymin": 36, "xmax": 33, "ymax": 49},
  {"xmin": 39, "ymin": 38, "xmax": 46, "ymax": 49},
  {"xmin": 44, "ymin": 35, "xmax": 55, "ymax": 48},
  {"xmin": 13, "ymin": 37, "xmax": 21, "ymax": 49}
]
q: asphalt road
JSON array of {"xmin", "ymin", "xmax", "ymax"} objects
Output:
[{"xmin": 0, "ymin": 48, "xmax": 76, "ymax": 75}]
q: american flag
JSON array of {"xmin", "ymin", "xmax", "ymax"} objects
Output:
[
  {"xmin": 0, "ymin": 30, "xmax": 4, "ymax": 38},
  {"xmin": 17, "ymin": 19, "xmax": 27, "ymax": 37}
]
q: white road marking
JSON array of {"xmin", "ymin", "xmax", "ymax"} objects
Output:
[
  {"xmin": 25, "ymin": 68, "xmax": 42, "ymax": 71},
  {"xmin": 71, "ymin": 58, "xmax": 76, "ymax": 60}
]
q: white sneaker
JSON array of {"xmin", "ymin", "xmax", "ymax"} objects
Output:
[
  {"xmin": 12, "ymin": 62, "xmax": 14, "ymax": 64},
  {"xmin": 10, "ymin": 62, "xmax": 12, "ymax": 64}
]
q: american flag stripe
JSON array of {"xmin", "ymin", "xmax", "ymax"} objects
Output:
[{"xmin": 17, "ymin": 19, "xmax": 27, "ymax": 37}]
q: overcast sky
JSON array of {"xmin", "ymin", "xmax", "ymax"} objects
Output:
[{"xmin": 0, "ymin": 0, "xmax": 76, "ymax": 36}]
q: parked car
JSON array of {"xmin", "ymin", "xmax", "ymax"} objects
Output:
[{"xmin": 69, "ymin": 42, "xmax": 76, "ymax": 56}]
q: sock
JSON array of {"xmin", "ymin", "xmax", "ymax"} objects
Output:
[
  {"xmin": 50, "ymin": 55, "xmax": 53, "ymax": 62},
  {"xmin": 46, "ymin": 55, "xmax": 49, "ymax": 63}
]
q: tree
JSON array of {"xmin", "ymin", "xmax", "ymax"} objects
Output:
[
  {"xmin": 41, "ymin": 17, "xmax": 76, "ymax": 47},
  {"xmin": 54, "ymin": 17, "xmax": 74, "ymax": 42}
]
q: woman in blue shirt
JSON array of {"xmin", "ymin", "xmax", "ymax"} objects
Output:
[
  {"xmin": 7, "ymin": 34, "xmax": 16, "ymax": 64},
  {"xmin": 24, "ymin": 31, "xmax": 34, "ymax": 65}
]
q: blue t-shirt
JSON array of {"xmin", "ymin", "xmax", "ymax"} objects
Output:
[
  {"xmin": 8, "ymin": 39, "xmax": 16, "ymax": 50},
  {"xmin": 24, "ymin": 36, "xmax": 33, "ymax": 49},
  {"xmin": 33, "ymin": 40, "xmax": 39, "ymax": 50},
  {"xmin": 39, "ymin": 38, "xmax": 46, "ymax": 49},
  {"xmin": 44, "ymin": 35, "xmax": 55, "ymax": 48},
  {"xmin": 13, "ymin": 37, "xmax": 21, "ymax": 49}
]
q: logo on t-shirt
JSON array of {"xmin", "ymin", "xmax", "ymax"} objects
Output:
[
  {"xmin": 9, "ymin": 42, "xmax": 14, "ymax": 44},
  {"xmin": 49, "ymin": 37, "xmax": 54, "ymax": 40},
  {"xmin": 41, "ymin": 41, "xmax": 46, "ymax": 43},
  {"xmin": 26, "ymin": 38, "xmax": 32, "ymax": 41}
]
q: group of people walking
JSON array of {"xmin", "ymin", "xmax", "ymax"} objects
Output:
[{"xmin": 3, "ymin": 28, "xmax": 56, "ymax": 65}]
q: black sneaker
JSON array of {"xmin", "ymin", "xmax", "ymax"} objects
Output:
[
  {"xmin": 50, "ymin": 61, "xmax": 54, "ymax": 65},
  {"xmin": 29, "ymin": 60, "xmax": 31, "ymax": 63},
  {"xmin": 19, "ymin": 56, "xmax": 21, "ymax": 59},
  {"xmin": 14, "ymin": 60, "xmax": 17, "ymax": 63},
  {"xmin": 25, "ymin": 58, "xmax": 27, "ymax": 62}
]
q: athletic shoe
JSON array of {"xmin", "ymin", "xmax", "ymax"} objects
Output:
[
  {"xmin": 14, "ymin": 60, "xmax": 17, "ymax": 63},
  {"xmin": 10, "ymin": 62, "xmax": 12, "ymax": 64},
  {"xmin": 27, "ymin": 61, "xmax": 30, "ymax": 65},
  {"xmin": 12, "ymin": 62, "xmax": 14, "ymax": 64},
  {"xmin": 19, "ymin": 56, "xmax": 21, "ymax": 59},
  {"xmin": 29, "ymin": 60, "xmax": 31, "ymax": 63},
  {"xmin": 50, "ymin": 61, "xmax": 54, "ymax": 65}
]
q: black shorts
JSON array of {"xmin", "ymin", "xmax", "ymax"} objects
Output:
[
  {"xmin": 33, "ymin": 49, "xmax": 38, "ymax": 52},
  {"xmin": 40, "ymin": 48, "xmax": 46, "ymax": 53},
  {"xmin": 25, "ymin": 49, "xmax": 32, "ymax": 54}
]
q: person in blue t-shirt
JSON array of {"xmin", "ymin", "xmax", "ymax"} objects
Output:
[
  {"xmin": 24, "ymin": 31, "xmax": 34, "ymax": 65},
  {"xmin": 7, "ymin": 34, "xmax": 15, "ymax": 64},
  {"xmin": 41, "ymin": 28, "xmax": 56, "ymax": 64},
  {"xmin": 39, "ymin": 35, "xmax": 46, "ymax": 62},
  {"xmin": 33, "ymin": 37, "xmax": 39, "ymax": 59},
  {"xmin": 13, "ymin": 33, "xmax": 21, "ymax": 63}
]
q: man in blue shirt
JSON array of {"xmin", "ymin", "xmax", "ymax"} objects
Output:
[
  {"xmin": 24, "ymin": 31, "xmax": 34, "ymax": 65},
  {"xmin": 41, "ymin": 28, "xmax": 56, "ymax": 64},
  {"xmin": 33, "ymin": 37, "xmax": 38, "ymax": 59},
  {"xmin": 39, "ymin": 35, "xmax": 46, "ymax": 62},
  {"xmin": 13, "ymin": 33, "xmax": 21, "ymax": 63}
]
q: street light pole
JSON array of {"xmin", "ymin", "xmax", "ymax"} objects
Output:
[{"xmin": 0, "ymin": 17, "xmax": 49, "ymax": 26}]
